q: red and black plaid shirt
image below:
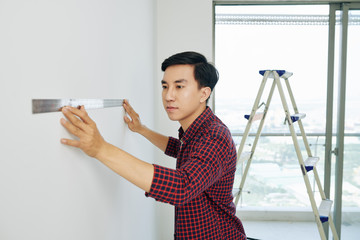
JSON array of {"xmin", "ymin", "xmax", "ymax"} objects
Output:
[{"xmin": 146, "ymin": 107, "xmax": 246, "ymax": 239}]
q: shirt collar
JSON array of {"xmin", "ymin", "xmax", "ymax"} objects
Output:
[{"xmin": 178, "ymin": 106, "xmax": 213, "ymax": 143}]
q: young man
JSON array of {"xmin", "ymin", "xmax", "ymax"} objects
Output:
[{"xmin": 60, "ymin": 51, "xmax": 246, "ymax": 239}]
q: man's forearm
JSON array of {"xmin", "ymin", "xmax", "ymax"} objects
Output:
[
  {"xmin": 138, "ymin": 126, "xmax": 169, "ymax": 152},
  {"xmin": 96, "ymin": 142, "xmax": 154, "ymax": 192}
]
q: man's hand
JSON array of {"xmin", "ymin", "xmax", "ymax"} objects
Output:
[
  {"xmin": 123, "ymin": 100, "xmax": 169, "ymax": 152},
  {"xmin": 60, "ymin": 106, "xmax": 106, "ymax": 158},
  {"xmin": 123, "ymin": 100, "xmax": 145, "ymax": 134}
]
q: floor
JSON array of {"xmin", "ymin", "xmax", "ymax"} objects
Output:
[{"xmin": 242, "ymin": 220, "xmax": 360, "ymax": 240}]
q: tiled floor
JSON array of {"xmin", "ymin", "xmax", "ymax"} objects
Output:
[{"xmin": 243, "ymin": 220, "xmax": 360, "ymax": 240}]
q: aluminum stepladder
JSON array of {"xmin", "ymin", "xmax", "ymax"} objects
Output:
[{"xmin": 233, "ymin": 70, "xmax": 339, "ymax": 240}]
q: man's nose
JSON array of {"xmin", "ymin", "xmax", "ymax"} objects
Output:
[{"xmin": 165, "ymin": 87, "xmax": 175, "ymax": 101}]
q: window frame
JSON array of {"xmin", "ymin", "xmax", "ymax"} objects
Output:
[{"xmin": 213, "ymin": 0, "xmax": 360, "ymax": 237}]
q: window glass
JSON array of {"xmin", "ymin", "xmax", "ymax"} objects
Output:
[{"xmin": 215, "ymin": 5, "xmax": 330, "ymax": 207}]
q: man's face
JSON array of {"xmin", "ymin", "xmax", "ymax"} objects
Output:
[{"xmin": 161, "ymin": 64, "xmax": 210, "ymax": 130}]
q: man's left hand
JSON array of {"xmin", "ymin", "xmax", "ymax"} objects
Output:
[{"xmin": 60, "ymin": 106, "xmax": 105, "ymax": 158}]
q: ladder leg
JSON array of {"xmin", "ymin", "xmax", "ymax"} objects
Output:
[
  {"xmin": 251, "ymin": 79, "xmax": 277, "ymax": 157},
  {"xmin": 284, "ymin": 78, "xmax": 312, "ymax": 157},
  {"xmin": 237, "ymin": 71, "xmax": 271, "ymax": 160},
  {"xmin": 285, "ymin": 76, "xmax": 339, "ymax": 239},
  {"xmin": 313, "ymin": 167, "xmax": 340, "ymax": 240},
  {"xmin": 328, "ymin": 215, "xmax": 339, "ymax": 240},
  {"xmin": 234, "ymin": 73, "xmax": 269, "ymax": 205},
  {"xmin": 274, "ymin": 71, "xmax": 327, "ymax": 240},
  {"xmin": 235, "ymin": 78, "xmax": 277, "ymax": 206}
]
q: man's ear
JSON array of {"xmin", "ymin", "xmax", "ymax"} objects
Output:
[{"xmin": 200, "ymin": 87, "xmax": 211, "ymax": 103}]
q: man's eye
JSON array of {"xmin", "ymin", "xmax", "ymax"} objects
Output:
[
  {"xmin": 162, "ymin": 85, "xmax": 167, "ymax": 89},
  {"xmin": 176, "ymin": 85, "xmax": 184, "ymax": 89}
]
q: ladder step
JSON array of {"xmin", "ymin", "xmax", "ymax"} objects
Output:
[
  {"xmin": 290, "ymin": 113, "xmax": 306, "ymax": 122},
  {"xmin": 304, "ymin": 157, "xmax": 319, "ymax": 172},
  {"xmin": 244, "ymin": 112, "xmax": 264, "ymax": 122},
  {"xmin": 238, "ymin": 151, "xmax": 252, "ymax": 164},
  {"xmin": 318, "ymin": 199, "xmax": 333, "ymax": 223},
  {"xmin": 259, "ymin": 70, "xmax": 293, "ymax": 79},
  {"xmin": 232, "ymin": 188, "xmax": 240, "ymax": 197},
  {"xmin": 259, "ymin": 69, "xmax": 285, "ymax": 77}
]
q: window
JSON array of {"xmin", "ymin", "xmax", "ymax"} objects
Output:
[{"xmin": 214, "ymin": 4, "xmax": 360, "ymax": 211}]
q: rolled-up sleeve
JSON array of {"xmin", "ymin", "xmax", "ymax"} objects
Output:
[
  {"xmin": 145, "ymin": 128, "xmax": 230, "ymax": 206},
  {"xmin": 164, "ymin": 136, "xmax": 180, "ymax": 158}
]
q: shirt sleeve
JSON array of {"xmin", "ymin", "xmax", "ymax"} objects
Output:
[
  {"xmin": 145, "ymin": 126, "xmax": 232, "ymax": 206},
  {"xmin": 164, "ymin": 136, "xmax": 180, "ymax": 158}
]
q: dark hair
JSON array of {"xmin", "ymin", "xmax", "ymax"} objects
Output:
[{"xmin": 161, "ymin": 51, "xmax": 219, "ymax": 91}]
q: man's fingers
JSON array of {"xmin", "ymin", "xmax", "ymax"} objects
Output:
[
  {"xmin": 64, "ymin": 106, "xmax": 94, "ymax": 125},
  {"xmin": 60, "ymin": 138, "xmax": 80, "ymax": 148},
  {"xmin": 60, "ymin": 106, "xmax": 104, "ymax": 157},
  {"xmin": 123, "ymin": 100, "xmax": 137, "ymax": 118},
  {"xmin": 123, "ymin": 100, "xmax": 143, "ymax": 134},
  {"xmin": 62, "ymin": 108, "xmax": 88, "ymax": 132},
  {"xmin": 62, "ymin": 106, "xmax": 94, "ymax": 131},
  {"xmin": 80, "ymin": 105, "xmax": 86, "ymax": 113},
  {"xmin": 60, "ymin": 118, "xmax": 84, "ymax": 138},
  {"xmin": 124, "ymin": 115, "xmax": 131, "ymax": 124}
]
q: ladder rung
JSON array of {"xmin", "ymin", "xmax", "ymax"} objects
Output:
[
  {"xmin": 319, "ymin": 199, "xmax": 333, "ymax": 223},
  {"xmin": 259, "ymin": 70, "xmax": 293, "ymax": 79},
  {"xmin": 304, "ymin": 157, "xmax": 319, "ymax": 172},
  {"xmin": 290, "ymin": 113, "xmax": 306, "ymax": 122},
  {"xmin": 244, "ymin": 112, "xmax": 264, "ymax": 122},
  {"xmin": 238, "ymin": 151, "xmax": 252, "ymax": 164}
]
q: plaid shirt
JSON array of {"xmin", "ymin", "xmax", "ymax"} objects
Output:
[{"xmin": 146, "ymin": 107, "xmax": 246, "ymax": 239}]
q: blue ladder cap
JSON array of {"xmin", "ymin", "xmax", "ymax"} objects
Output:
[
  {"xmin": 320, "ymin": 216, "xmax": 329, "ymax": 223},
  {"xmin": 291, "ymin": 115, "xmax": 300, "ymax": 122},
  {"xmin": 305, "ymin": 166, "xmax": 314, "ymax": 172},
  {"xmin": 259, "ymin": 70, "xmax": 286, "ymax": 77}
]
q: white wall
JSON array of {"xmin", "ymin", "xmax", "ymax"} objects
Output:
[
  {"xmin": 0, "ymin": 0, "xmax": 156, "ymax": 239},
  {"xmin": 154, "ymin": 0, "xmax": 214, "ymax": 239},
  {"xmin": 0, "ymin": 0, "xmax": 214, "ymax": 239}
]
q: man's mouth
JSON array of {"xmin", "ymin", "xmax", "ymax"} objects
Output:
[{"xmin": 166, "ymin": 106, "xmax": 178, "ymax": 111}]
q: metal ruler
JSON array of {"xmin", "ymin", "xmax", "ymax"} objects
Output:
[{"xmin": 32, "ymin": 99, "xmax": 125, "ymax": 114}]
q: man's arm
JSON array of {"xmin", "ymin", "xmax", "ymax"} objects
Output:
[
  {"xmin": 147, "ymin": 128, "xmax": 231, "ymax": 206},
  {"xmin": 60, "ymin": 106, "xmax": 154, "ymax": 192},
  {"xmin": 123, "ymin": 100, "xmax": 169, "ymax": 152}
]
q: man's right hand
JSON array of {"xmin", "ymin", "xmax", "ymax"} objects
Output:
[
  {"xmin": 123, "ymin": 100, "xmax": 145, "ymax": 134},
  {"xmin": 123, "ymin": 99, "xmax": 169, "ymax": 152}
]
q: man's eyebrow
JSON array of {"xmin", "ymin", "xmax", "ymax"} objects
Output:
[
  {"xmin": 161, "ymin": 79, "xmax": 188, "ymax": 84},
  {"xmin": 175, "ymin": 79, "xmax": 187, "ymax": 83}
]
